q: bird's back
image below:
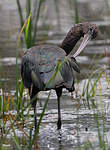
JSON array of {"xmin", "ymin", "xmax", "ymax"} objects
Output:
[{"xmin": 21, "ymin": 44, "xmax": 79, "ymax": 91}]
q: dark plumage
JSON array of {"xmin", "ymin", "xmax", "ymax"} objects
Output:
[{"xmin": 21, "ymin": 22, "xmax": 98, "ymax": 129}]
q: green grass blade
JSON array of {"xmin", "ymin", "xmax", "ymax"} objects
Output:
[
  {"xmin": 26, "ymin": 0, "xmax": 32, "ymax": 48},
  {"xmin": 16, "ymin": 0, "xmax": 25, "ymax": 33},
  {"xmin": 98, "ymin": 83, "xmax": 106, "ymax": 135},
  {"xmin": 18, "ymin": 79, "xmax": 24, "ymax": 111},
  {"xmin": 25, "ymin": 10, "xmax": 32, "ymax": 48},
  {"xmin": 26, "ymin": 0, "xmax": 31, "ymax": 17},
  {"xmin": 9, "ymin": 116, "xmax": 21, "ymax": 150},
  {"xmin": 32, "ymin": 0, "xmax": 38, "ymax": 20},
  {"xmin": 11, "ymin": 135, "xmax": 21, "ymax": 150},
  {"xmin": 32, "ymin": 0, "xmax": 45, "ymax": 45},
  {"xmin": 89, "ymin": 69, "xmax": 104, "ymax": 96},
  {"xmin": 74, "ymin": 0, "xmax": 79, "ymax": 23},
  {"xmin": 16, "ymin": 47, "xmax": 19, "ymax": 112}
]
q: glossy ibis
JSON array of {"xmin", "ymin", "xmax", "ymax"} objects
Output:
[{"xmin": 21, "ymin": 22, "xmax": 98, "ymax": 129}]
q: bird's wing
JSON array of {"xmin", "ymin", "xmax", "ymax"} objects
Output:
[
  {"xmin": 37, "ymin": 45, "xmax": 67, "ymax": 88},
  {"xmin": 21, "ymin": 44, "xmax": 79, "ymax": 90},
  {"xmin": 21, "ymin": 45, "xmax": 66, "ymax": 89},
  {"xmin": 21, "ymin": 56, "xmax": 32, "ymax": 88}
]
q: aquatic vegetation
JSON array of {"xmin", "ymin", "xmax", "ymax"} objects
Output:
[
  {"xmin": 74, "ymin": 0, "xmax": 79, "ymax": 23},
  {"xmin": 16, "ymin": 0, "xmax": 47, "ymax": 48}
]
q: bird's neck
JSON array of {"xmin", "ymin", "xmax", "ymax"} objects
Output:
[{"xmin": 60, "ymin": 24, "xmax": 83, "ymax": 55}]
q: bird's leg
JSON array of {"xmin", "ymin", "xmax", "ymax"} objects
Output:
[
  {"xmin": 29, "ymin": 85, "xmax": 38, "ymax": 130},
  {"xmin": 56, "ymin": 88, "xmax": 62, "ymax": 130},
  {"xmin": 57, "ymin": 97, "xmax": 61, "ymax": 129}
]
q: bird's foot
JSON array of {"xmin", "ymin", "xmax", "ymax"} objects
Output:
[
  {"xmin": 58, "ymin": 129, "xmax": 62, "ymax": 143},
  {"xmin": 71, "ymin": 91, "xmax": 76, "ymax": 100}
]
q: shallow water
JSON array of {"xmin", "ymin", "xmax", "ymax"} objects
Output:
[
  {"xmin": 2, "ymin": 77, "xmax": 110, "ymax": 150},
  {"xmin": 35, "ymin": 76, "xmax": 110, "ymax": 150},
  {"xmin": 0, "ymin": 0, "xmax": 110, "ymax": 149}
]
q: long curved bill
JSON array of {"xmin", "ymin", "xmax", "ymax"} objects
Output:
[{"xmin": 73, "ymin": 33, "xmax": 91, "ymax": 58}]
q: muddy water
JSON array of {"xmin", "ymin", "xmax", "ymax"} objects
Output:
[{"xmin": 0, "ymin": 0, "xmax": 110, "ymax": 149}]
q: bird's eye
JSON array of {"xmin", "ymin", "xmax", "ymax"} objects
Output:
[
  {"xmin": 90, "ymin": 27, "xmax": 93, "ymax": 31},
  {"xmin": 89, "ymin": 27, "xmax": 94, "ymax": 37}
]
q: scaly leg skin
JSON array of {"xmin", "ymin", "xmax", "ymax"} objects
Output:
[
  {"xmin": 57, "ymin": 96, "xmax": 62, "ymax": 130},
  {"xmin": 29, "ymin": 85, "xmax": 38, "ymax": 130},
  {"xmin": 56, "ymin": 88, "xmax": 62, "ymax": 130}
]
